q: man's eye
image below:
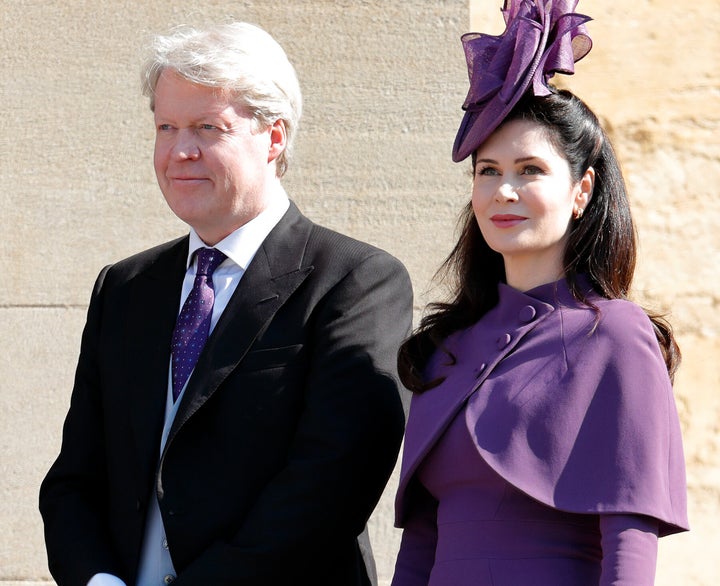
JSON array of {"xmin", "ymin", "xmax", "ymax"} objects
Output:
[
  {"xmin": 157, "ymin": 124, "xmax": 173, "ymax": 131},
  {"xmin": 200, "ymin": 124, "xmax": 217, "ymax": 130}
]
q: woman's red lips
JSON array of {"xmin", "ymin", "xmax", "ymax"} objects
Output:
[{"xmin": 491, "ymin": 214, "xmax": 526, "ymax": 228}]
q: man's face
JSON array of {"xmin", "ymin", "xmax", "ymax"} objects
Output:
[{"xmin": 153, "ymin": 70, "xmax": 276, "ymax": 245}]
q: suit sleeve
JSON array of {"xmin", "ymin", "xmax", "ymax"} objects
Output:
[
  {"xmin": 39, "ymin": 266, "xmax": 123, "ymax": 585},
  {"xmin": 175, "ymin": 251, "xmax": 413, "ymax": 584}
]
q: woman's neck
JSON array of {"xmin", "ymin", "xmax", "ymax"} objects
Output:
[{"xmin": 503, "ymin": 254, "xmax": 564, "ymax": 292}]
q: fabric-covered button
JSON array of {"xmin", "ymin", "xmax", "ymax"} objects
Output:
[
  {"xmin": 496, "ymin": 333, "xmax": 511, "ymax": 349},
  {"xmin": 164, "ymin": 575, "xmax": 176, "ymax": 584},
  {"xmin": 519, "ymin": 305, "xmax": 537, "ymax": 323},
  {"xmin": 474, "ymin": 363, "xmax": 487, "ymax": 378}
]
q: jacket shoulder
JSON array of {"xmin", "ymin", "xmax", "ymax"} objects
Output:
[
  {"xmin": 291, "ymin": 209, "xmax": 408, "ymax": 278},
  {"xmin": 101, "ymin": 236, "xmax": 187, "ymax": 283}
]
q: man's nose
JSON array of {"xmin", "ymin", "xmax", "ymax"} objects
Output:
[{"xmin": 172, "ymin": 129, "xmax": 200, "ymax": 161}]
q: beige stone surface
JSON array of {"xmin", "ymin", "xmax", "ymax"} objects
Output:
[
  {"xmin": 2, "ymin": 1, "xmax": 468, "ymax": 310},
  {"xmin": 0, "ymin": 307, "xmax": 87, "ymax": 580},
  {"xmin": 2, "ymin": 0, "xmax": 718, "ymax": 584}
]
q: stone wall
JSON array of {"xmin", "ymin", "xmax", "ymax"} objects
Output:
[{"xmin": 1, "ymin": 1, "xmax": 717, "ymax": 585}]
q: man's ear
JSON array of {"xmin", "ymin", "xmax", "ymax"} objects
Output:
[{"xmin": 267, "ymin": 119, "xmax": 287, "ymax": 163}]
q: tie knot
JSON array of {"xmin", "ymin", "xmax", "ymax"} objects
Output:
[{"xmin": 195, "ymin": 248, "xmax": 227, "ymax": 277}]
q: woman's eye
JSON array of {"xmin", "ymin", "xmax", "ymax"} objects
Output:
[
  {"xmin": 522, "ymin": 165, "xmax": 544, "ymax": 175},
  {"xmin": 476, "ymin": 167, "xmax": 500, "ymax": 176}
]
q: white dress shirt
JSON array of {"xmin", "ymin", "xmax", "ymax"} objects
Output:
[{"xmin": 88, "ymin": 193, "xmax": 289, "ymax": 586}]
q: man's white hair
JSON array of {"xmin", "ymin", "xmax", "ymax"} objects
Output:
[{"xmin": 142, "ymin": 22, "xmax": 302, "ymax": 177}]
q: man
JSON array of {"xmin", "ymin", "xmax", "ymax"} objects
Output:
[{"xmin": 40, "ymin": 22, "xmax": 412, "ymax": 586}]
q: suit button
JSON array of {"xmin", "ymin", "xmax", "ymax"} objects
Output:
[
  {"xmin": 496, "ymin": 333, "xmax": 511, "ymax": 349},
  {"xmin": 164, "ymin": 574, "xmax": 176, "ymax": 584},
  {"xmin": 519, "ymin": 305, "xmax": 537, "ymax": 323},
  {"xmin": 162, "ymin": 538, "xmax": 169, "ymax": 550}
]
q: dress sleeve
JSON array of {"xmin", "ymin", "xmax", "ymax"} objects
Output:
[
  {"xmin": 599, "ymin": 514, "xmax": 659, "ymax": 586},
  {"xmin": 392, "ymin": 483, "xmax": 439, "ymax": 586}
]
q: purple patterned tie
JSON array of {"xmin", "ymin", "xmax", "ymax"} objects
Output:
[{"xmin": 171, "ymin": 247, "xmax": 227, "ymax": 401}]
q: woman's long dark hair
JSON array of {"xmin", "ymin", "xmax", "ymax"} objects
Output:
[{"xmin": 399, "ymin": 89, "xmax": 680, "ymax": 392}]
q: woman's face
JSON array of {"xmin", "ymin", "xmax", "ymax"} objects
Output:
[{"xmin": 471, "ymin": 118, "xmax": 592, "ymax": 289}]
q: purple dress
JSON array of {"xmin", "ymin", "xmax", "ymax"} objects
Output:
[{"xmin": 392, "ymin": 279, "xmax": 688, "ymax": 586}]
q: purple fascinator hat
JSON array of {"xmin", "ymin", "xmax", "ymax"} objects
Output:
[{"xmin": 452, "ymin": 0, "xmax": 593, "ymax": 162}]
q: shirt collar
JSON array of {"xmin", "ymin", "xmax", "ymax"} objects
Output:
[{"xmin": 185, "ymin": 189, "xmax": 290, "ymax": 270}]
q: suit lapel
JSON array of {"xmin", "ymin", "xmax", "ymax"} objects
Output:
[
  {"xmin": 125, "ymin": 238, "xmax": 188, "ymax": 492},
  {"xmin": 166, "ymin": 203, "xmax": 314, "ymax": 446}
]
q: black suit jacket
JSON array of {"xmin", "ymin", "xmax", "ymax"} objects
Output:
[{"xmin": 40, "ymin": 202, "xmax": 413, "ymax": 586}]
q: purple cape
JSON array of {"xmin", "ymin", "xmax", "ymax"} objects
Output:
[{"xmin": 396, "ymin": 279, "xmax": 688, "ymax": 537}]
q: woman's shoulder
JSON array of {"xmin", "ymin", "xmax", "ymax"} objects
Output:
[
  {"xmin": 590, "ymin": 296, "xmax": 657, "ymax": 343},
  {"xmin": 523, "ymin": 278, "xmax": 654, "ymax": 342},
  {"xmin": 554, "ymin": 295, "xmax": 671, "ymax": 391},
  {"xmin": 551, "ymin": 294, "xmax": 665, "ymax": 373},
  {"xmin": 592, "ymin": 295, "xmax": 649, "ymax": 319}
]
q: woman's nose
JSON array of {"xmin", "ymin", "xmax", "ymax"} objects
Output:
[{"xmin": 496, "ymin": 181, "xmax": 519, "ymax": 202}]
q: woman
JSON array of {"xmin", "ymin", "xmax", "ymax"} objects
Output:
[{"xmin": 391, "ymin": 2, "xmax": 688, "ymax": 585}]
